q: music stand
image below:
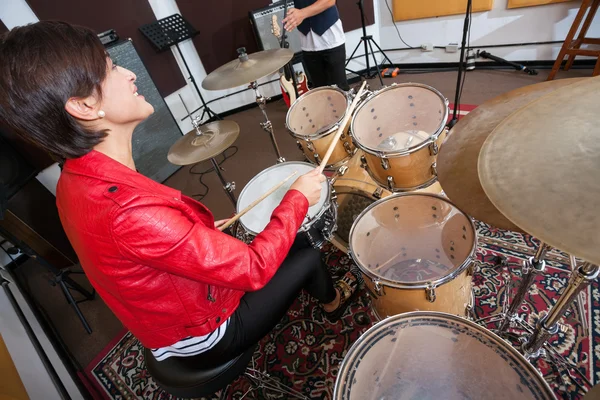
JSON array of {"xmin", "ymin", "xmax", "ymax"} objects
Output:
[{"xmin": 140, "ymin": 14, "xmax": 221, "ymax": 123}]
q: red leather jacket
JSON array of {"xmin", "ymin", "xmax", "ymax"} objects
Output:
[{"xmin": 56, "ymin": 150, "xmax": 308, "ymax": 348}]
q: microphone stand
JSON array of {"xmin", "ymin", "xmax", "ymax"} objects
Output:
[{"xmin": 447, "ymin": 0, "xmax": 472, "ymax": 129}]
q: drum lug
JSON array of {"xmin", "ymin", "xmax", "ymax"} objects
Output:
[
  {"xmin": 340, "ymin": 133, "xmax": 346, "ymax": 140},
  {"xmin": 380, "ymin": 156, "xmax": 390, "ymax": 170},
  {"xmin": 373, "ymin": 187, "xmax": 383, "ymax": 199},
  {"xmin": 331, "ymin": 188, "xmax": 337, "ymax": 202},
  {"xmin": 306, "ymin": 140, "xmax": 315, "ymax": 152},
  {"xmin": 314, "ymin": 153, "xmax": 322, "ymax": 164},
  {"xmin": 343, "ymin": 141, "xmax": 353, "ymax": 155},
  {"xmin": 338, "ymin": 165, "xmax": 349, "ymax": 176},
  {"xmin": 429, "ymin": 141, "xmax": 439, "ymax": 156},
  {"xmin": 431, "ymin": 162, "xmax": 438, "ymax": 177},
  {"xmin": 426, "ymin": 284, "xmax": 437, "ymax": 303},
  {"xmin": 296, "ymin": 141, "xmax": 304, "ymax": 152},
  {"xmin": 373, "ymin": 280, "xmax": 384, "ymax": 296},
  {"xmin": 360, "ymin": 155, "xmax": 368, "ymax": 169},
  {"xmin": 387, "ymin": 176, "xmax": 395, "ymax": 191}
]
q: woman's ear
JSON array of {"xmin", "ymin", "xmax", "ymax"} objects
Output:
[{"xmin": 65, "ymin": 96, "xmax": 103, "ymax": 121}]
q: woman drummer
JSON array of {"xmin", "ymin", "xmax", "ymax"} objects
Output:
[{"xmin": 0, "ymin": 21, "xmax": 358, "ymax": 363}]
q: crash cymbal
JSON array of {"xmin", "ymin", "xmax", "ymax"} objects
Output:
[
  {"xmin": 479, "ymin": 76, "xmax": 600, "ymax": 265},
  {"xmin": 167, "ymin": 120, "xmax": 240, "ymax": 165},
  {"xmin": 202, "ymin": 48, "xmax": 294, "ymax": 91},
  {"xmin": 437, "ymin": 78, "xmax": 584, "ymax": 233}
]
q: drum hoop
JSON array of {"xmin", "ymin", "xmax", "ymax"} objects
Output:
[
  {"xmin": 350, "ymin": 83, "xmax": 449, "ymax": 157},
  {"xmin": 333, "ymin": 311, "xmax": 555, "ymax": 400},
  {"xmin": 347, "ymin": 192, "xmax": 477, "ymax": 289},
  {"xmin": 237, "ymin": 161, "xmax": 331, "ymax": 235},
  {"xmin": 285, "ymin": 85, "xmax": 352, "ymax": 140}
]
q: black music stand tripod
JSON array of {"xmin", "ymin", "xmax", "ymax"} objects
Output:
[
  {"xmin": 345, "ymin": 0, "xmax": 392, "ymax": 86},
  {"xmin": 140, "ymin": 14, "xmax": 221, "ymax": 124}
]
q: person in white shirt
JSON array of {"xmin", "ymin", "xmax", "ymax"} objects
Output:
[{"xmin": 283, "ymin": 0, "xmax": 349, "ymax": 91}]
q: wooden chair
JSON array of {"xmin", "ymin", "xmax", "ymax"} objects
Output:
[{"xmin": 548, "ymin": 0, "xmax": 600, "ymax": 80}]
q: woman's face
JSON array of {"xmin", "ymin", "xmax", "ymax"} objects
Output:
[{"xmin": 98, "ymin": 58, "xmax": 154, "ymax": 124}]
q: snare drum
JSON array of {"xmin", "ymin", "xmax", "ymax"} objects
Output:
[
  {"xmin": 236, "ymin": 162, "xmax": 337, "ymax": 248},
  {"xmin": 349, "ymin": 193, "xmax": 475, "ymax": 319},
  {"xmin": 334, "ymin": 312, "xmax": 556, "ymax": 400},
  {"xmin": 351, "ymin": 83, "xmax": 448, "ymax": 191},
  {"xmin": 330, "ymin": 151, "xmax": 444, "ymax": 253},
  {"xmin": 286, "ymin": 86, "xmax": 357, "ymax": 169}
]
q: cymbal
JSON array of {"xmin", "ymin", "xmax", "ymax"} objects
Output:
[
  {"xmin": 167, "ymin": 120, "xmax": 240, "ymax": 165},
  {"xmin": 479, "ymin": 76, "xmax": 600, "ymax": 265},
  {"xmin": 437, "ymin": 78, "xmax": 584, "ymax": 233},
  {"xmin": 202, "ymin": 48, "xmax": 294, "ymax": 91}
]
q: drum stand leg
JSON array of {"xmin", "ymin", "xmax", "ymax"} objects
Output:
[
  {"xmin": 522, "ymin": 262, "xmax": 599, "ymax": 359},
  {"xmin": 250, "ymin": 81, "xmax": 285, "ymax": 164},
  {"xmin": 210, "ymin": 158, "xmax": 237, "ymax": 207},
  {"xmin": 497, "ymin": 242, "xmax": 550, "ymax": 332}
]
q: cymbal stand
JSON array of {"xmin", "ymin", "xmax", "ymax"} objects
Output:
[
  {"xmin": 179, "ymin": 95, "xmax": 237, "ymax": 207},
  {"xmin": 522, "ymin": 262, "xmax": 599, "ymax": 359},
  {"xmin": 475, "ymin": 242, "xmax": 550, "ymax": 329},
  {"xmin": 250, "ymin": 80, "xmax": 285, "ymax": 163}
]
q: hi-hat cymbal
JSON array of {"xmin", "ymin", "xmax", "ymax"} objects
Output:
[
  {"xmin": 167, "ymin": 120, "xmax": 240, "ymax": 165},
  {"xmin": 437, "ymin": 78, "xmax": 584, "ymax": 233},
  {"xmin": 202, "ymin": 48, "xmax": 294, "ymax": 91},
  {"xmin": 479, "ymin": 76, "xmax": 600, "ymax": 265}
]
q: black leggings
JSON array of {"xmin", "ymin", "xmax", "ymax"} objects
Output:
[{"xmin": 189, "ymin": 237, "xmax": 336, "ymax": 365}]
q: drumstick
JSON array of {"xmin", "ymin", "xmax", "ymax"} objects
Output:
[
  {"xmin": 218, "ymin": 171, "xmax": 298, "ymax": 231},
  {"xmin": 317, "ymin": 80, "xmax": 368, "ymax": 173}
]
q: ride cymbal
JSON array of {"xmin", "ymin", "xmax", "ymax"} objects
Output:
[
  {"xmin": 479, "ymin": 76, "xmax": 600, "ymax": 265},
  {"xmin": 167, "ymin": 120, "xmax": 240, "ymax": 165},
  {"xmin": 437, "ymin": 78, "xmax": 584, "ymax": 233},
  {"xmin": 202, "ymin": 48, "xmax": 293, "ymax": 91}
]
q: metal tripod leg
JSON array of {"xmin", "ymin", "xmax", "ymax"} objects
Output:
[
  {"xmin": 210, "ymin": 158, "xmax": 236, "ymax": 207},
  {"xmin": 250, "ymin": 81, "xmax": 285, "ymax": 163},
  {"xmin": 523, "ymin": 262, "xmax": 599, "ymax": 359},
  {"xmin": 498, "ymin": 242, "xmax": 550, "ymax": 332}
]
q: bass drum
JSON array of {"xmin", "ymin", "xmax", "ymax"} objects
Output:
[{"xmin": 330, "ymin": 151, "xmax": 443, "ymax": 253}]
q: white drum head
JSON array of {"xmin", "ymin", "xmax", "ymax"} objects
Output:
[
  {"xmin": 286, "ymin": 87, "xmax": 348, "ymax": 136},
  {"xmin": 334, "ymin": 312, "xmax": 555, "ymax": 400},
  {"xmin": 352, "ymin": 84, "xmax": 447, "ymax": 153},
  {"xmin": 349, "ymin": 193, "xmax": 475, "ymax": 288},
  {"xmin": 237, "ymin": 162, "xmax": 328, "ymax": 234}
]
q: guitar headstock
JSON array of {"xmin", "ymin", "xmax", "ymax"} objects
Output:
[{"xmin": 271, "ymin": 14, "xmax": 281, "ymax": 39}]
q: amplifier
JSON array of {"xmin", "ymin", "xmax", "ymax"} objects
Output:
[{"xmin": 249, "ymin": 1, "xmax": 303, "ymax": 57}]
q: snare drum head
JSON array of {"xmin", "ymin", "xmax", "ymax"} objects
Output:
[
  {"xmin": 334, "ymin": 312, "xmax": 555, "ymax": 400},
  {"xmin": 349, "ymin": 194, "xmax": 475, "ymax": 287},
  {"xmin": 237, "ymin": 162, "xmax": 328, "ymax": 234},
  {"xmin": 352, "ymin": 84, "xmax": 447, "ymax": 153},
  {"xmin": 287, "ymin": 87, "xmax": 348, "ymax": 136}
]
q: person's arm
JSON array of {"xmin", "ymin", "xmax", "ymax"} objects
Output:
[
  {"xmin": 282, "ymin": 0, "xmax": 336, "ymax": 32},
  {"xmin": 111, "ymin": 190, "xmax": 309, "ymax": 292}
]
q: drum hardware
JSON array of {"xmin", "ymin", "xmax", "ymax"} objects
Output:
[
  {"xmin": 425, "ymin": 284, "xmax": 436, "ymax": 302},
  {"xmin": 373, "ymin": 187, "xmax": 383, "ymax": 199},
  {"xmin": 429, "ymin": 142, "xmax": 439, "ymax": 156},
  {"xmin": 360, "ymin": 155, "xmax": 367, "ymax": 168},
  {"xmin": 210, "ymin": 158, "xmax": 236, "ymax": 206},
  {"xmin": 343, "ymin": 141, "xmax": 353, "ymax": 155},
  {"xmin": 250, "ymin": 80, "xmax": 285, "ymax": 163},
  {"xmin": 380, "ymin": 156, "xmax": 390, "ymax": 170},
  {"xmin": 305, "ymin": 141, "xmax": 315, "ymax": 152},
  {"xmin": 313, "ymin": 154, "xmax": 321, "ymax": 164},
  {"xmin": 430, "ymin": 162, "xmax": 438, "ymax": 177},
  {"xmin": 386, "ymin": 176, "xmax": 394, "ymax": 191},
  {"xmin": 570, "ymin": 255, "xmax": 589, "ymax": 333}
]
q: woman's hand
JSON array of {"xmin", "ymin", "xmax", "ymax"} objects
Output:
[
  {"xmin": 214, "ymin": 219, "xmax": 231, "ymax": 229},
  {"xmin": 282, "ymin": 8, "xmax": 306, "ymax": 32},
  {"xmin": 289, "ymin": 168, "xmax": 326, "ymax": 206}
]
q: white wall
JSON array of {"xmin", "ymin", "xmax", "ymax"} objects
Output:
[{"xmin": 376, "ymin": 0, "xmax": 600, "ymax": 64}]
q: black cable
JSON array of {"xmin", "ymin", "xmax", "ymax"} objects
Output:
[
  {"xmin": 384, "ymin": 0, "xmax": 415, "ymax": 49},
  {"xmin": 188, "ymin": 146, "xmax": 239, "ymax": 201}
]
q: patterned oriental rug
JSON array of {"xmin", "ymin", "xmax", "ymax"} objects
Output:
[{"xmin": 82, "ymin": 222, "xmax": 598, "ymax": 400}]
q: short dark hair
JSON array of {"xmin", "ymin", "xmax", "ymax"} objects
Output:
[{"xmin": 0, "ymin": 21, "xmax": 109, "ymax": 161}]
